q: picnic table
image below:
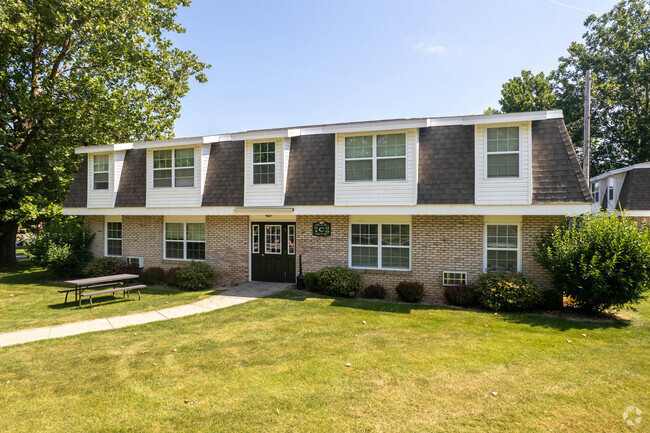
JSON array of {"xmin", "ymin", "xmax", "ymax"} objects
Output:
[{"xmin": 62, "ymin": 274, "xmax": 141, "ymax": 307}]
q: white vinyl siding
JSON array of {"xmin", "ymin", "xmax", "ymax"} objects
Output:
[
  {"xmin": 146, "ymin": 145, "xmax": 202, "ymax": 208},
  {"xmin": 244, "ymin": 138, "xmax": 288, "ymax": 207},
  {"xmin": 336, "ymin": 129, "xmax": 417, "ymax": 206},
  {"xmin": 475, "ymin": 122, "xmax": 531, "ymax": 205}
]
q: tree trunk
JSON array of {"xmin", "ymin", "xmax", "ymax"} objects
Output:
[{"xmin": 0, "ymin": 220, "xmax": 19, "ymax": 268}]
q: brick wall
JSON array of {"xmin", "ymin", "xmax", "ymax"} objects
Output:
[
  {"xmin": 296, "ymin": 215, "xmax": 349, "ymax": 273},
  {"xmin": 521, "ymin": 215, "xmax": 563, "ymax": 291},
  {"xmin": 122, "ymin": 215, "xmax": 163, "ymax": 270},
  {"xmin": 631, "ymin": 216, "xmax": 650, "ymax": 227},
  {"xmin": 84, "ymin": 215, "xmax": 104, "ymax": 258},
  {"xmin": 205, "ymin": 215, "xmax": 249, "ymax": 286}
]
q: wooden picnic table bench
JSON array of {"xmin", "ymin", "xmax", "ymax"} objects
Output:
[
  {"xmin": 82, "ymin": 284, "xmax": 146, "ymax": 308},
  {"xmin": 62, "ymin": 274, "xmax": 140, "ymax": 306}
]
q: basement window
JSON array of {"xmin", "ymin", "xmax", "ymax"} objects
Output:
[{"xmin": 442, "ymin": 271, "xmax": 467, "ymax": 286}]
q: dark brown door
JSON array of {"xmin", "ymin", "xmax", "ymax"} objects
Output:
[{"xmin": 251, "ymin": 222, "xmax": 296, "ymax": 283}]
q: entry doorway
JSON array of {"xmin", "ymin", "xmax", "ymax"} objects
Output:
[{"xmin": 251, "ymin": 222, "xmax": 296, "ymax": 283}]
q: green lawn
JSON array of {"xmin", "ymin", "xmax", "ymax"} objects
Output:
[
  {"xmin": 0, "ymin": 264, "xmax": 222, "ymax": 332},
  {"xmin": 0, "ymin": 275, "xmax": 648, "ymax": 432}
]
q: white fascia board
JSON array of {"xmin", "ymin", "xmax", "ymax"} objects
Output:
[
  {"xmin": 321, "ymin": 119, "xmax": 428, "ymax": 134},
  {"xmin": 132, "ymin": 137, "xmax": 204, "ymax": 150},
  {"xmin": 75, "ymin": 142, "xmax": 133, "ymax": 154},
  {"xmin": 230, "ymin": 130, "xmax": 290, "ymax": 141},
  {"xmin": 427, "ymin": 110, "xmax": 564, "ymax": 127},
  {"xmin": 64, "ymin": 203, "xmax": 591, "ymax": 217},
  {"xmin": 590, "ymin": 163, "xmax": 650, "ymax": 182}
]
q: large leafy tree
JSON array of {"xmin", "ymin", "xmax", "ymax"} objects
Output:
[
  {"xmin": 0, "ymin": 0, "xmax": 208, "ymax": 266},
  {"xmin": 489, "ymin": 0, "xmax": 650, "ymax": 177}
]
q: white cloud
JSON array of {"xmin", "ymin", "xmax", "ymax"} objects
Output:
[{"xmin": 414, "ymin": 43, "xmax": 447, "ymax": 54}]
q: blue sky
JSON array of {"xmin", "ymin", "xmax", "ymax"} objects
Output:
[{"xmin": 170, "ymin": 0, "xmax": 620, "ymax": 137}]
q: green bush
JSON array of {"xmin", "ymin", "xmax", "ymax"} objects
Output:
[
  {"xmin": 24, "ymin": 216, "xmax": 94, "ymax": 277},
  {"xmin": 82, "ymin": 257, "xmax": 125, "ymax": 277},
  {"xmin": 362, "ymin": 284, "xmax": 386, "ymax": 300},
  {"xmin": 541, "ymin": 290, "xmax": 563, "ymax": 310},
  {"xmin": 474, "ymin": 272, "xmax": 542, "ymax": 312},
  {"xmin": 141, "ymin": 267, "xmax": 166, "ymax": 285},
  {"xmin": 165, "ymin": 267, "xmax": 183, "ymax": 287},
  {"xmin": 444, "ymin": 285, "xmax": 478, "ymax": 307},
  {"xmin": 535, "ymin": 212, "xmax": 650, "ymax": 311},
  {"xmin": 303, "ymin": 272, "xmax": 319, "ymax": 291},
  {"xmin": 317, "ymin": 267, "xmax": 362, "ymax": 297},
  {"xmin": 395, "ymin": 281, "xmax": 425, "ymax": 303},
  {"xmin": 118, "ymin": 263, "xmax": 142, "ymax": 277},
  {"xmin": 175, "ymin": 262, "xmax": 216, "ymax": 291}
]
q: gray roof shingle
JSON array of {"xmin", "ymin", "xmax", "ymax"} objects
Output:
[
  {"xmin": 62, "ymin": 156, "xmax": 88, "ymax": 208},
  {"xmin": 202, "ymin": 141, "xmax": 245, "ymax": 206},
  {"xmin": 531, "ymin": 119, "xmax": 593, "ymax": 203},
  {"xmin": 417, "ymin": 125, "xmax": 475, "ymax": 204},
  {"xmin": 115, "ymin": 149, "xmax": 146, "ymax": 207},
  {"xmin": 284, "ymin": 134, "xmax": 335, "ymax": 205},
  {"xmin": 618, "ymin": 168, "xmax": 650, "ymax": 211}
]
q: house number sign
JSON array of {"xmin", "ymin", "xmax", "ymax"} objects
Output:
[{"xmin": 312, "ymin": 221, "xmax": 331, "ymax": 237}]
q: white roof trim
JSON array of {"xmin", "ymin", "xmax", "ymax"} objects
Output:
[
  {"xmin": 75, "ymin": 142, "xmax": 133, "ymax": 154},
  {"xmin": 75, "ymin": 110, "xmax": 565, "ymax": 152},
  {"xmin": 590, "ymin": 162, "xmax": 650, "ymax": 182}
]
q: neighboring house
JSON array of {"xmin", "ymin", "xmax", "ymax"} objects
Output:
[
  {"xmin": 590, "ymin": 162, "xmax": 650, "ymax": 224},
  {"xmin": 63, "ymin": 110, "xmax": 592, "ymax": 301}
]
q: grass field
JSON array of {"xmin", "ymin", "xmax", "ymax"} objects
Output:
[
  {"xmin": 0, "ymin": 269, "xmax": 648, "ymax": 432},
  {"xmin": 0, "ymin": 264, "xmax": 222, "ymax": 332}
]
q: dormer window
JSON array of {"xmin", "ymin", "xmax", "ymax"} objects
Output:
[
  {"xmin": 153, "ymin": 148, "xmax": 194, "ymax": 188},
  {"xmin": 92, "ymin": 154, "xmax": 109, "ymax": 190},
  {"xmin": 253, "ymin": 142, "xmax": 275, "ymax": 184},
  {"xmin": 344, "ymin": 133, "xmax": 406, "ymax": 182},
  {"xmin": 487, "ymin": 127, "xmax": 519, "ymax": 178}
]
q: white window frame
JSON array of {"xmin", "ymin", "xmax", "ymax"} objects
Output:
[
  {"xmin": 485, "ymin": 126, "xmax": 521, "ymax": 180},
  {"xmin": 343, "ymin": 131, "xmax": 408, "ymax": 183},
  {"xmin": 348, "ymin": 222, "xmax": 411, "ymax": 271},
  {"xmin": 152, "ymin": 147, "xmax": 195, "ymax": 189},
  {"xmin": 483, "ymin": 223, "xmax": 522, "ymax": 273},
  {"xmin": 163, "ymin": 221, "xmax": 206, "ymax": 261},
  {"xmin": 92, "ymin": 154, "xmax": 110, "ymax": 190},
  {"xmin": 105, "ymin": 218, "xmax": 122, "ymax": 257},
  {"xmin": 607, "ymin": 178, "xmax": 614, "ymax": 201},
  {"xmin": 251, "ymin": 224, "xmax": 260, "ymax": 254},
  {"xmin": 252, "ymin": 141, "xmax": 276, "ymax": 185},
  {"xmin": 442, "ymin": 271, "xmax": 467, "ymax": 286},
  {"xmin": 287, "ymin": 224, "xmax": 295, "ymax": 255},
  {"xmin": 592, "ymin": 182, "xmax": 600, "ymax": 203}
]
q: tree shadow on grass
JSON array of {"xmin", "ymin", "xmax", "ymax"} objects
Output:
[{"xmin": 497, "ymin": 309, "xmax": 632, "ymax": 331}]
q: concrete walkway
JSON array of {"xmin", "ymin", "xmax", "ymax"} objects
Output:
[{"xmin": 0, "ymin": 281, "xmax": 293, "ymax": 348}]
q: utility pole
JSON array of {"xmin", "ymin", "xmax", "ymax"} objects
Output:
[{"xmin": 583, "ymin": 69, "xmax": 591, "ymax": 181}]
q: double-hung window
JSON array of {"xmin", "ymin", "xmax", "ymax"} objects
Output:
[
  {"xmin": 486, "ymin": 224, "xmax": 519, "ymax": 272},
  {"xmin": 592, "ymin": 183, "xmax": 600, "ymax": 202},
  {"xmin": 93, "ymin": 154, "xmax": 109, "ymax": 190},
  {"xmin": 106, "ymin": 221, "xmax": 122, "ymax": 256},
  {"xmin": 253, "ymin": 142, "xmax": 275, "ymax": 184},
  {"xmin": 153, "ymin": 148, "xmax": 194, "ymax": 188},
  {"xmin": 165, "ymin": 222, "xmax": 205, "ymax": 260},
  {"xmin": 487, "ymin": 127, "xmax": 519, "ymax": 178},
  {"xmin": 345, "ymin": 133, "xmax": 406, "ymax": 182},
  {"xmin": 350, "ymin": 223, "xmax": 410, "ymax": 270}
]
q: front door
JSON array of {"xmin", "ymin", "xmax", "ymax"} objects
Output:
[{"xmin": 251, "ymin": 222, "xmax": 296, "ymax": 283}]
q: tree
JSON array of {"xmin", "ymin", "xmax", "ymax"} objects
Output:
[
  {"xmin": 553, "ymin": 0, "xmax": 650, "ymax": 175},
  {"xmin": 496, "ymin": 70, "xmax": 558, "ymax": 113},
  {"xmin": 535, "ymin": 212, "xmax": 650, "ymax": 312},
  {"xmin": 0, "ymin": 0, "xmax": 209, "ymax": 266}
]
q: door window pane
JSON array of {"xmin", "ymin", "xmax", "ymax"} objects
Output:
[
  {"xmin": 252, "ymin": 225, "xmax": 259, "ymax": 254},
  {"xmin": 265, "ymin": 225, "xmax": 282, "ymax": 254},
  {"xmin": 287, "ymin": 225, "xmax": 295, "ymax": 255}
]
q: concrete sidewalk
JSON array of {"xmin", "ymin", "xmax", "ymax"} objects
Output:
[{"xmin": 0, "ymin": 281, "xmax": 293, "ymax": 348}]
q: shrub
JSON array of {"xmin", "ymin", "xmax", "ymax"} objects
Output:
[
  {"xmin": 175, "ymin": 262, "xmax": 216, "ymax": 291},
  {"xmin": 395, "ymin": 281, "xmax": 425, "ymax": 303},
  {"xmin": 444, "ymin": 285, "xmax": 478, "ymax": 307},
  {"xmin": 24, "ymin": 216, "xmax": 94, "ymax": 277},
  {"xmin": 541, "ymin": 290, "xmax": 563, "ymax": 310},
  {"xmin": 474, "ymin": 272, "xmax": 542, "ymax": 312},
  {"xmin": 536, "ymin": 212, "xmax": 650, "ymax": 311},
  {"xmin": 362, "ymin": 284, "xmax": 386, "ymax": 300},
  {"xmin": 141, "ymin": 267, "xmax": 166, "ymax": 286},
  {"xmin": 165, "ymin": 267, "xmax": 183, "ymax": 287},
  {"xmin": 118, "ymin": 263, "xmax": 142, "ymax": 276},
  {"xmin": 317, "ymin": 267, "xmax": 362, "ymax": 297},
  {"xmin": 82, "ymin": 257, "xmax": 125, "ymax": 277},
  {"xmin": 303, "ymin": 272, "xmax": 319, "ymax": 291}
]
